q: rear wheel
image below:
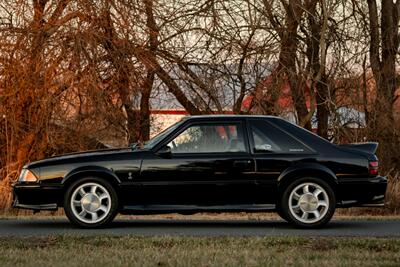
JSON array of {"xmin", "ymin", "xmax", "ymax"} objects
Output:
[
  {"xmin": 64, "ymin": 177, "xmax": 119, "ymax": 228},
  {"xmin": 281, "ymin": 177, "xmax": 336, "ymax": 228}
]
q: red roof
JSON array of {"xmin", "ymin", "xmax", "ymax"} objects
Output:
[{"xmin": 242, "ymin": 72, "xmax": 312, "ymax": 112}]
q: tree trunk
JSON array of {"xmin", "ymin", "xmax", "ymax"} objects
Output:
[
  {"xmin": 280, "ymin": 0, "xmax": 316, "ymax": 130},
  {"xmin": 316, "ymin": 75, "xmax": 329, "ymax": 138},
  {"xmin": 306, "ymin": 2, "xmax": 329, "ymax": 138},
  {"xmin": 367, "ymin": 0, "xmax": 400, "ymax": 170},
  {"xmin": 261, "ymin": 0, "xmax": 318, "ymax": 129},
  {"xmin": 138, "ymin": 0, "xmax": 160, "ymax": 142},
  {"xmin": 140, "ymin": 72, "xmax": 153, "ymax": 141}
]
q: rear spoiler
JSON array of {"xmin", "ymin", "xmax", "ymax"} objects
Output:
[{"xmin": 338, "ymin": 142, "xmax": 378, "ymax": 154}]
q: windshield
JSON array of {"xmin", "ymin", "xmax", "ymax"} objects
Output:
[{"xmin": 142, "ymin": 118, "xmax": 186, "ymax": 149}]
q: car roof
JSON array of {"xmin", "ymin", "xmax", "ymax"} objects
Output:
[{"xmin": 185, "ymin": 115, "xmax": 280, "ymax": 120}]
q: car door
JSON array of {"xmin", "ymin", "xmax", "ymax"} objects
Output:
[{"xmin": 138, "ymin": 119, "xmax": 259, "ymax": 205}]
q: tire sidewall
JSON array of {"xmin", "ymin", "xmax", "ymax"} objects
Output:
[
  {"xmin": 281, "ymin": 177, "xmax": 336, "ymax": 228},
  {"xmin": 64, "ymin": 177, "xmax": 119, "ymax": 228}
]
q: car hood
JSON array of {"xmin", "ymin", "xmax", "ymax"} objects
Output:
[{"xmin": 26, "ymin": 147, "xmax": 145, "ymax": 168}]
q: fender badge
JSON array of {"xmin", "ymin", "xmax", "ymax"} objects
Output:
[{"xmin": 128, "ymin": 172, "xmax": 133, "ymax": 180}]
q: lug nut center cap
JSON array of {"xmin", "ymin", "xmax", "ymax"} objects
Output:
[
  {"xmin": 299, "ymin": 193, "xmax": 318, "ymax": 212},
  {"xmin": 81, "ymin": 193, "xmax": 101, "ymax": 212}
]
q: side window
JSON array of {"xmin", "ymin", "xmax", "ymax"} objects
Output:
[
  {"xmin": 168, "ymin": 123, "xmax": 246, "ymax": 153},
  {"xmin": 250, "ymin": 120, "xmax": 310, "ymax": 153}
]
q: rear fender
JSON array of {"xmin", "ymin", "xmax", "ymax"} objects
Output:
[{"xmin": 277, "ymin": 162, "xmax": 338, "ymax": 192}]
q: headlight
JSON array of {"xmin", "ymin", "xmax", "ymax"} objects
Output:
[{"xmin": 19, "ymin": 169, "xmax": 38, "ymax": 182}]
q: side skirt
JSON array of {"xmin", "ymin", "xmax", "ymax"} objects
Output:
[{"xmin": 121, "ymin": 204, "xmax": 276, "ymax": 214}]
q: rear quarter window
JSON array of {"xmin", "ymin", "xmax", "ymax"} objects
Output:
[{"xmin": 249, "ymin": 119, "xmax": 313, "ymax": 153}]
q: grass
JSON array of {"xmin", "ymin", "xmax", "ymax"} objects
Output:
[{"xmin": 0, "ymin": 235, "xmax": 399, "ymax": 266}]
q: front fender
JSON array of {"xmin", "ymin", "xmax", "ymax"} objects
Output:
[{"xmin": 62, "ymin": 166, "xmax": 121, "ymax": 185}]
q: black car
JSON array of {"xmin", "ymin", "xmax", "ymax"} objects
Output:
[{"xmin": 13, "ymin": 115, "xmax": 387, "ymax": 228}]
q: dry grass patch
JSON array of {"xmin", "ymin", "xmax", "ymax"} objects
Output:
[{"xmin": 2, "ymin": 212, "xmax": 400, "ymax": 222}]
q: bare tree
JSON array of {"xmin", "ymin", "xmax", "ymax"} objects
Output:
[
  {"xmin": 367, "ymin": 0, "xmax": 399, "ymax": 129},
  {"xmin": 0, "ymin": 0, "xmax": 86, "ymax": 208}
]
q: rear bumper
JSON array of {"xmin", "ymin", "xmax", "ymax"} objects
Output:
[
  {"xmin": 337, "ymin": 176, "xmax": 387, "ymax": 207},
  {"xmin": 13, "ymin": 183, "xmax": 62, "ymax": 211}
]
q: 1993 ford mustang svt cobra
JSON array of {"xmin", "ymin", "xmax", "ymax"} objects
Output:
[{"xmin": 13, "ymin": 115, "xmax": 387, "ymax": 228}]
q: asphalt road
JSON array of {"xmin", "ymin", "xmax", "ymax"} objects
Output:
[{"xmin": 0, "ymin": 218, "xmax": 399, "ymax": 237}]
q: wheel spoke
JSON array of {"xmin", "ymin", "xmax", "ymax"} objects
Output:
[
  {"xmin": 78, "ymin": 210, "xmax": 87, "ymax": 218},
  {"xmin": 318, "ymin": 200, "xmax": 328, "ymax": 208},
  {"xmin": 293, "ymin": 192, "xmax": 301, "ymax": 201},
  {"xmin": 303, "ymin": 185, "xmax": 310, "ymax": 194},
  {"xmin": 73, "ymin": 200, "xmax": 81, "ymax": 207},
  {"xmin": 313, "ymin": 188, "xmax": 322, "ymax": 197},
  {"xmin": 301, "ymin": 212, "xmax": 309, "ymax": 220},
  {"xmin": 79, "ymin": 188, "xmax": 86, "ymax": 197},
  {"xmin": 99, "ymin": 193, "xmax": 108, "ymax": 201},
  {"xmin": 91, "ymin": 185, "xmax": 98, "ymax": 194},
  {"xmin": 91, "ymin": 212, "xmax": 98, "ymax": 221},
  {"xmin": 312, "ymin": 210, "xmax": 320, "ymax": 219},
  {"xmin": 98, "ymin": 205, "xmax": 108, "ymax": 213},
  {"xmin": 292, "ymin": 204, "xmax": 301, "ymax": 212}
]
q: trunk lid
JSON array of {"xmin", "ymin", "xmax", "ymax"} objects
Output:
[{"xmin": 337, "ymin": 142, "xmax": 379, "ymax": 175}]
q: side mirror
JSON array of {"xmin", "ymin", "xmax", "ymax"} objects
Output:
[{"xmin": 156, "ymin": 145, "xmax": 172, "ymax": 158}]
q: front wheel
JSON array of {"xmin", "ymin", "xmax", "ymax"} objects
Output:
[
  {"xmin": 64, "ymin": 177, "xmax": 119, "ymax": 228},
  {"xmin": 280, "ymin": 177, "xmax": 336, "ymax": 228}
]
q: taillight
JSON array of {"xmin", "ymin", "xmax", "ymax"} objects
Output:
[{"xmin": 369, "ymin": 161, "xmax": 379, "ymax": 176}]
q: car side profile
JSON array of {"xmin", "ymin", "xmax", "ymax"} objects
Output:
[{"xmin": 13, "ymin": 115, "xmax": 387, "ymax": 228}]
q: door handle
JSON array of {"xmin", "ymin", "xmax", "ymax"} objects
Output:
[{"xmin": 233, "ymin": 160, "xmax": 251, "ymax": 168}]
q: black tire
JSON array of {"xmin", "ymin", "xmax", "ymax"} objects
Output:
[
  {"xmin": 280, "ymin": 177, "xmax": 336, "ymax": 228},
  {"xmin": 64, "ymin": 177, "xmax": 119, "ymax": 228}
]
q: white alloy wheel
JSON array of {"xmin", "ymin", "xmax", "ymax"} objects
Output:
[
  {"xmin": 70, "ymin": 182, "xmax": 112, "ymax": 224},
  {"xmin": 288, "ymin": 182, "xmax": 329, "ymax": 224}
]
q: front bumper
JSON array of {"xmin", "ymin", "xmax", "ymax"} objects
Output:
[
  {"xmin": 337, "ymin": 175, "xmax": 387, "ymax": 207},
  {"xmin": 13, "ymin": 199, "xmax": 58, "ymax": 211},
  {"xmin": 13, "ymin": 183, "xmax": 62, "ymax": 211}
]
